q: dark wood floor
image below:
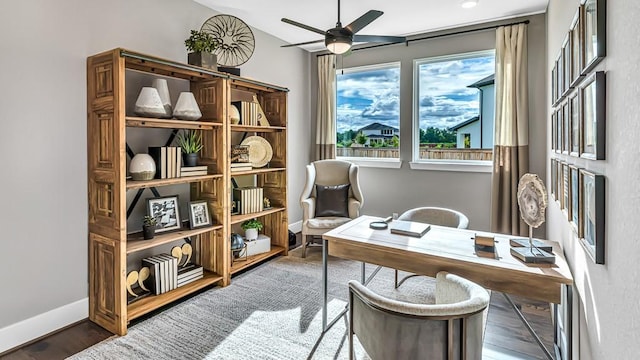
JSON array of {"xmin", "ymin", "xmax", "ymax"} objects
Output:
[{"xmin": 1, "ymin": 237, "xmax": 554, "ymax": 360}]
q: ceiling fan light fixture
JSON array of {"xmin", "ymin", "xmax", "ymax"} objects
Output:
[
  {"xmin": 461, "ymin": 0, "xmax": 478, "ymax": 9},
  {"xmin": 326, "ymin": 37, "xmax": 352, "ymax": 54}
]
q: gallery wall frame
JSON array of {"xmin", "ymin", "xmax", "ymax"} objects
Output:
[
  {"xmin": 569, "ymin": 165, "xmax": 581, "ymax": 235},
  {"xmin": 579, "ymin": 169, "xmax": 605, "ymax": 264},
  {"xmin": 561, "ymin": 35, "xmax": 571, "ymax": 98},
  {"xmin": 580, "ymin": 71, "xmax": 606, "ymax": 160},
  {"xmin": 569, "ymin": 9, "xmax": 584, "ymax": 88},
  {"xmin": 555, "ymin": 108, "xmax": 562, "ymax": 153},
  {"xmin": 581, "ymin": 0, "xmax": 607, "ymax": 75},
  {"xmin": 562, "ymin": 102, "xmax": 570, "ymax": 154},
  {"xmin": 551, "ymin": 158, "xmax": 557, "ymax": 200},
  {"xmin": 562, "ymin": 162, "xmax": 570, "ymax": 219},
  {"xmin": 569, "ymin": 91, "xmax": 581, "ymax": 157},
  {"xmin": 551, "ymin": 112, "xmax": 556, "ymax": 152}
]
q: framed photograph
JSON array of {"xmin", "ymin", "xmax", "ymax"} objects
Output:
[
  {"xmin": 188, "ymin": 201, "xmax": 212, "ymax": 229},
  {"xmin": 551, "ymin": 64, "xmax": 558, "ymax": 105},
  {"xmin": 581, "ymin": 0, "xmax": 607, "ymax": 75},
  {"xmin": 555, "ymin": 108, "xmax": 562, "ymax": 153},
  {"xmin": 563, "ymin": 102, "xmax": 570, "ymax": 153},
  {"xmin": 569, "ymin": 165, "xmax": 581, "ymax": 234},
  {"xmin": 562, "ymin": 34, "xmax": 572, "ymax": 95},
  {"xmin": 557, "ymin": 52, "xmax": 565, "ymax": 101},
  {"xmin": 147, "ymin": 195, "xmax": 181, "ymax": 233},
  {"xmin": 551, "ymin": 159, "xmax": 557, "ymax": 200},
  {"xmin": 580, "ymin": 71, "xmax": 606, "ymax": 160},
  {"xmin": 570, "ymin": 9, "xmax": 584, "ymax": 87},
  {"xmin": 580, "ymin": 169, "xmax": 605, "ymax": 264},
  {"xmin": 551, "ymin": 112, "xmax": 556, "ymax": 152},
  {"xmin": 556, "ymin": 160, "xmax": 563, "ymax": 204},
  {"xmin": 562, "ymin": 163, "xmax": 570, "ymax": 214},
  {"xmin": 569, "ymin": 91, "xmax": 581, "ymax": 156}
]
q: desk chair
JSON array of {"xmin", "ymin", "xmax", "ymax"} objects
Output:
[
  {"xmin": 348, "ymin": 272, "xmax": 490, "ymax": 360},
  {"xmin": 395, "ymin": 207, "xmax": 469, "ymax": 288},
  {"xmin": 300, "ymin": 160, "xmax": 363, "ymax": 257}
]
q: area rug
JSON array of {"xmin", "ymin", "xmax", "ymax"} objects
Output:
[{"xmin": 69, "ymin": 247, "xmax": 438, "ymax": 360}]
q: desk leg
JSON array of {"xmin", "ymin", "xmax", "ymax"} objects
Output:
[
  {"xmin": 322, "ymin": 237, "xmax": 328, "ymax": 332},
  {"xmin": 503, "ymin": 293, "xmax": 554, "ymax": 360}
]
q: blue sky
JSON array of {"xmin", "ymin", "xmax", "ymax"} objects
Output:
[{"xmin": 336, "ymin": 55, "xmax": 495, "ymax": 133}]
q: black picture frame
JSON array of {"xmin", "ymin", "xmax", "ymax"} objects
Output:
[
  {"xmin": 556, "ymin": 160, "xmax": 563, "ymax": 204},
  {"xmin": 555, "ymin": 108, "xmax": 562, "ymax": 153},
  {"xmin": 580, "ymin": 71, "xmax": 606, "ymax": 160},
  {"xmin": 563, "ymin": 163, "xmax": 570, "ymax": 218},
  {"xmin": 551, "ymin": 65, "xmax": 558, "ymax": 105},
  {"xmin": 551, "ymin": 112, "xmax": 556, "ymax": 152},
  {"xmin": 580, "ymin": 169, "xmax": 605, "ymax": 264},
  {"xmin": 581, "ymin": 0, "xmax": 607, "ymax": 75},
  {"xmin": 569, "ymin": 91, "xmax": 581, "ymax": 157},
  {"xmin": 188, "ymin": 200, "xmax": 212, "ymax": 229},
  {"xmin": 570, "ymin": 9, "xmax": 584, "ymax": 87},
  {"xmin": 562, "ymin": 102, "xmax": 570, "ymax": 154},
  {"xmin": 557, "ymin": 52, "xmax": 565, "ymax": 102},
  {"xmin": 569, "ymin": 165, "xmax": 581, "ymax": 235},
  {"xmin": 551, "ymin": 159, "xmax": 557, "ymax": 200},
  {"xmin": 562, "ymin": 35, "xmax": 571, "ymax": 96},
  {"xmin": 147, "ymin": 195, "xmax": 181, "ymax": 233}
]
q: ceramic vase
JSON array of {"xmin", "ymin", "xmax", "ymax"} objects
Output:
[
  {"xmin": 230, "ymin": 104, "xmax": 241, "ymax": 124},
  {"xmin": 134, "ymin": 87, "xmax": 166, "ymax": 118},
  {"xmin": 129, "ymin": 153, "xmax": 156, "ymax": 180},
  {"xmin": 245, "ymin": 228, "xmax": 258, "ymax": 241},
  {"xmin": 173, "ymin": 92, "xmax": 202, "ymax": 120},
  {"xmin": 151, "ymin": 78, "xmax": 172, "ymax": 118}
]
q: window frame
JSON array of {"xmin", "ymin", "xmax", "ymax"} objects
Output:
[
  {"xmin": 336, "ymin": 61, "xmax": 402, "ymax": 168},
  {"xmin": 411, "ymin": 49, "xmax": 496, "ymax": 173}
]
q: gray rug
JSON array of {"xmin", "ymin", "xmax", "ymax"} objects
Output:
[{"xmin": 70, "ymin": 247, "xmax": 437, "ymax": 360}]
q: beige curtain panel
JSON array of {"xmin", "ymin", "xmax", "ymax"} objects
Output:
[
  {"xmin": 491, "ymin": 23, "xmax": 529, "ymax": 236},
  {"xmin": 316, "ymin": 55, "xmax": 337, "ymax": 160}
]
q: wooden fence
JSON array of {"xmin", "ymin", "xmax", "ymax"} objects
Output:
[{"xmin": 336, "ymin": 147, "xmax": 493, "ymax": 161}]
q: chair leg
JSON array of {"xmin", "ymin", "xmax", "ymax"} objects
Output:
[
  {"xmin": 302, "ymin": 235, "xmax": 307, "ymax": 258},
  {"xmin": 394, "ymin": 269, "xmax": 399, "ymax": 288}
]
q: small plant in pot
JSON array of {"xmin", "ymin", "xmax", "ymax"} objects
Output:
[
  {"xmin": 176, "ymin": 129, "xmax": 203, "ymax": 167},
  {"xmin": 241, "ymin": 218, "xmax": 263, "ymax": 241},
  {"xmin": 185, "ymin": 30, "xmax": 218, "ymax": 70},
  {"xmin": 142, "ymin": 215, "xmax": 157, "ymax": 240}
]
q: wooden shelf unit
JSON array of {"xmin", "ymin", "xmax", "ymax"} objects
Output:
[{"xmin": 87, "ymin": 48, "xmax": 289, "ymax": 335}]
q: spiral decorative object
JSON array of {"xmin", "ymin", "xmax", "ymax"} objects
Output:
[{"xmin": 201, "ymin": 14, "xmax": 255, "ymax": 67}]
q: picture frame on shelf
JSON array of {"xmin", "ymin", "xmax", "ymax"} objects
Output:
[
  {"xmin": 569, "ymin": 91, "xmax": 581, "ymax": 157},
  {"xmin": 570, "ymin": 9, "xmax": 584, "ymax": 87},
  {"xmin": 188, "ymin": 201, "xmax": 212, "ymax": 229},
  {"xmin": 147, "ymin": 195, "xmax": 181, "ymax": 233},
  {"xmin": 581, "ymin": 0, "xmax": 607, "ymax": 75},
  {"xmin": 580, "ymin": 169, "xmax": 605, "ymax": 264},
  {"xmin": 569, "ymin": 165, "xmax": 581, "ymax": 235},
  {"xmin": 562, "ymin": 35, "xmax": 572, "ymax": 95},
  {"xmin": 580, "ymin": 71, "xmax": 606, "ymax": 160},
  {"xmin": 562, "ymin": 101, "xmax": 570, "ymax": 154}
]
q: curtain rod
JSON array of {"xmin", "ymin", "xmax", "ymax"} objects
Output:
[{"xmin": 316, "ymin": 19, "xmax": 530, "ymax": 56}]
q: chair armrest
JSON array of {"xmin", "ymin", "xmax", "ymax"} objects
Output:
[
  {"xmin": 348, "ymin": 198, "xmax": 361, "ymax": 218},
  {"xmin": 301, "ymin": 197, "xmax": 316, "ymax": 221}
]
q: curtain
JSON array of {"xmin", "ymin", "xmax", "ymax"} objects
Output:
[
  {"xmin": 491, "ymin": 23, "xmax": 529, "ymax": 236},
  {"xmin": 315, "ymin": 55, "xmax": 336, "ymax": 160}
]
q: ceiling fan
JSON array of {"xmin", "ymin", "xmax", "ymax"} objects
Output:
[{"xmin": 281, "ymin": 0, "xmax": 406, "ymax": 54}]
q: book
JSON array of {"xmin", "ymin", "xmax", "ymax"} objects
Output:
[
  {"xmin": 148, "ymin": 146, "xmax": 167, "ymax": 179},
  {"xmin": 141, "ymin": 257, "xmax": 161, "ymax": 295},
  {"xmin": 177, "ymin": 273, "xmax": 204, "ymax": 287},
  {"xmin": 231, "ymin": 166, "xmax": 252, "ymax": 172},
  {"xmin": 231, "ymin": 145, "xmax": 250, "ymax": 163},
  {"xmin": 389, "ymin": 220, "xmax": 431, "ymax": 238},
  {"xmin": 230, "ymin": 162, "xmax": 251, "ymax": 167},
  {"xmin": 181, "ymin": 165, "xmax": 208, "ymax": 172},
  {"xmin": 180, "ymin": 170, "xmax": 208, "ymax": 177}
]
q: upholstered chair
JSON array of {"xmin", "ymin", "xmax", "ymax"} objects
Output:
[
  {"xmin": 300, "ymin": 160, "xmax": 363, "ymax": 257},
  {"xmin": 348, "ymin": 272, "xmax": 490, "ymax": 360},
  {"xmin": 395, "ymin": 207, "xmax": 469, "ymax": 288}
]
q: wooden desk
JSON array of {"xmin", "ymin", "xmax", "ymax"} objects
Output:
[{"xmin": 321, "ymin": 216, "xmax": 574, "ymax": 359}]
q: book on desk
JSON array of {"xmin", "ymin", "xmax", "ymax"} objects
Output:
[{"xmin": 389, "ymin": 220, "xmax": 431, "ymax": 237}]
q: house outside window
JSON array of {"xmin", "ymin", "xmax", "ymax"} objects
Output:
[
  {"xmin": 413, "ymin": 50, "xmax": 495, "ymax": 164},
  {"xmin": 336, "ymin": 62, "xmax": 400, "ymax": 159}
]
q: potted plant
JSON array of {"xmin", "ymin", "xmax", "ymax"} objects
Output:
[
  {"xmin": 142, "ymin": 215, "xmax": 157, "ymax": 240},
  {"xmin": 185, "ymin": 30, "xmax": 218, "ymax": 69},
  {"xmin": 176, "ymin": 129, "xmax": 203, "ymax": 167},
  {"xmin": 241, "ymin": 218, "xmax": 263, "ymax": 241}
]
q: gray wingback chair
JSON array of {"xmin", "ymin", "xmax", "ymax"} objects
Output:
[
  {"xmin": 300, "ymin": 160, "xmax": 363, "ymax": 257},
  {"xmin": 349, "ymin": 272, "xmax": 490, "ymax": 360}
]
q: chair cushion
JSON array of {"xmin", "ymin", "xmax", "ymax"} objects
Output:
[
  {"xmin": 315, "ymin": 184, "xmax": 350, "ymax": 217},
  {"xmin": 306, "ymin": 217, "xmax": 352, "ymax": 229}
]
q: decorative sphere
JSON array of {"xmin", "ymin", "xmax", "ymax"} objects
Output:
[
  {"xmin": 130, "ymin": 153, "xmax": 156, "ymax": 180},
  {"xmin": 230, "ymin": 233, "xmax": 244, "ymax": 250}
]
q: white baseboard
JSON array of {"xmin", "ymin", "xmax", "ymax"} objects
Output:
[
  {"xmin": 288, "ymin": 221, "xmax": 302, "ymax": 234},
  {"xmin": 0, "ymin": 298, "xmax": 88, "ymax": 354}
]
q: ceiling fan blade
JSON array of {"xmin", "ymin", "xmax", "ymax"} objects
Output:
[
  {"xmin": 345, "ymin": 10, "xmax": 383, "ymax": 34},
  {"xmin": 353, "ymin": 34, "xmax": 406, "ymax": 43},
  {"xmin": 281, "ymin": 39, "xmax": 325, "ymax": 48},
  {"xmin": 281, "ymin": 18, "xmax": 326, "ymax": 36}
]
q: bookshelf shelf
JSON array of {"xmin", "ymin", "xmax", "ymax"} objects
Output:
[
  {"xmin": 230, "ymin": 246, "xmax": 285, "ymax": 274},
  {"xmin": 230, "ymin": 124, "xmax": 286, "ymax": 132},
  {"xmin": 126, "ymin": 174, "xmax": 223, "ymax": 190},
  {"xmin": 230, "ymin": 207, "xmax": 286, "ymax": 225},
  {"xmin": 126, "ymin": 116, "xmax": 223, "ymax": 130},
  {"xmin": 126, "ymin": 225, "xmax": 223, "ymax": 254},
  {"xmin": 229, "ymin": 167, "xmax": 286, "ymax": 176}
]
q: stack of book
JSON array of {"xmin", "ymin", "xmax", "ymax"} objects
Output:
[
  {"xmin": 148, "ymin": 146, "xmax": 183, "ymax": 179},
  {"xmin": 177, "ymin": 263, "xmax": 204, "ymax": 287},
  {"xmin": 181, "ymin": 165, "xmax": 208, "ymax": 177},
  {"xmin": 141, "ymin": 254, "xmax": 178, "ymax": 295},
  {"xmin": 231, "ymin": 162, "xmax": 252, "ymax": 172},
  {"xmin": 232, "ymin": 186, "xmax": 264, "ymax": 214}
]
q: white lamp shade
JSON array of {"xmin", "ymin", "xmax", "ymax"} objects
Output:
[
  {"xmin": 173, "ymin": 92, "xmax": 202, "ymax": 120},
  {"xmin": 327, "ymin": 42, "xmax": 351, "ymax": 54},
  {"xmin": 129, "ymin": 153, "xmax": 156, "ymax": 180}
]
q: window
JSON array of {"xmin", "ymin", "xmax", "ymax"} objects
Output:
[
  {"xmin": 414, "ymin": 50, "xmax": 495, "ymax": 164},
  {"xmin": 336, "ymin": 63, "xmax": 400, "ymax": 160}
]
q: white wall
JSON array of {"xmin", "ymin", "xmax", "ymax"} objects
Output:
[
  {"xmin": 311, "ymin": 14, "xmax": 547, "ymax": 231},
  {"xmin": 547, "ymin": 0, "xmax": 640, "ymax": 358},
  {"xmin": 0, "ymin": 0, "xmax": 309, "ymax": 351}
]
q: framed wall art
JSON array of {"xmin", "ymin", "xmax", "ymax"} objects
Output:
[
  {"xmin": 569, "ymin": 9, "xmax": 584, "ymax": 87},
  {"xmin": 562, "ymin": 102, "xmax": 570, "ymax": 154},
  {"xmin": 562, "ymin": 35, "xmax": 572, "ymax": 94},
  {"xmin": 580, "ymin": 169, "xmax": 605, "ymax": 264},
  {"xmin": 556, "ymin": 160, "xmax": 563, "ymax": 204},
  {"xmin": 580, "ymin": 71, "xmax": 606, "ymax": 160},
  {"xmin": 555, "ymin": 107, "xmax": 562, "ymax": 153},
  {"xmin": 147, "ymin": 195, "xmax": 181, "ymax": 233},
  {"xmin": 551, "ymin": 65, "xmax": 558, "ymax": 105},
  {"xmin": 581, "ymin": 0, "xmax": 607, "ymax": 75},
  {"xmin": 551, "ymin": 112, "xmax": 557, "ymax": 152},
  {"xmin": 551, "ymin": 158, "xmax": 557, "ymax": 200},
  {"xmin": 569, "ymin": 165, "xmax": 581, "ymax": 235},
  {"xmin": 562, "ymin": 162, "xmax": 570, "ymax": 215},
  {"xmin": 188, "ymin": 200, "xmax": 212, "ymax": 229},
  {"xmin": 557, "ymin": 52, "xmax": 565, "ymax": 101},
  {"xmin": 569, "ymin": 91, "xmax": 581, "ymax": 157}
]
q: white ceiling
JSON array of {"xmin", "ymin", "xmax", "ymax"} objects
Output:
[{"xmin": 195, "ymin": 0, "xmax": 548, "ymax": 52}]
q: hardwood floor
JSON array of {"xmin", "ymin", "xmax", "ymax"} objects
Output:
[{"xmin": 1, "ymin": 237, "xmax": 555, "ymax": 360}]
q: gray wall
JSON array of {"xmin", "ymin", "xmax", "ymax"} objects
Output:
[
  {"xmin": 0, "ymin": 0, "xmax": 309, "ymax": 334},
  {"xmin": 310, "ymin": 14, "xmax": 547, "ymax": 232},
  {"xmin": 547, "ymin": 0, "xmax": 640, "ymax": 358}
]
